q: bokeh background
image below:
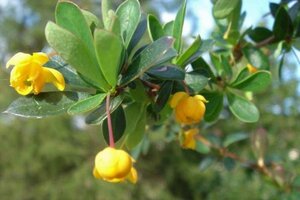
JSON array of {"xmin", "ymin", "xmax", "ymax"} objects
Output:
[{"xmin": 0, "ymin": 0, "xmax": 300, "ymax": 199}]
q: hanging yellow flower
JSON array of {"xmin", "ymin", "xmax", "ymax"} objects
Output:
[
  {"xmin": 181, "ymin": 128, "xmax": 198, "ymax": 150},
  {"xmin": 6, "ymin": 52, "xmax": 65, "ymax": 95},
  {"xmin": 93, "ymin": 147, "xmax": 138, "ymax": 184},
  {"xmin": 170, "ymin": 92, "xmax": 208, "ymax": 125}
]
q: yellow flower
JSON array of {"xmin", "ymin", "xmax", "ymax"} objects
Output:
[
  {"xmin": 93, "ymin": 147, "xmax": 138, "ymax": 184},
  {"xmin": 170, "ymin": 92, "xmax": 208, "ymax": 125},
  {"xmin": 247, "ymin": 63, "xmax": 258, "ymax": 73},
  {"xmin": 6, "ymin": 52, "xmax": 65, "ymax": 95},
  {"xmin": 181, "ymin": 128, "xmax": 198, "ymax": 150}
]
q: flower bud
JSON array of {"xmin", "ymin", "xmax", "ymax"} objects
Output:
[
  {"xmin": 181, "ymin": 128, "xmax": 198, "ymax": 150},
  {"xmin": 93, "ymin": 147, "xmax": 138, "ymax": 183},
  {"xmin": 170, "ymin": 92, "xmax": 207, "ymax": 125}
]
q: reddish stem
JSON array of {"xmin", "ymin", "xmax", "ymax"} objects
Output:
[
  {"xmin": 182, "ymin": 80, "xmax": 190, "ymax": 95},
  {"xmin": 106, "ymin": 95, "xmax": 115, "ymax": 148}
]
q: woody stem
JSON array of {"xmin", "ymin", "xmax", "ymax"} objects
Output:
[{"xmin": 106, "ymin": 94, "xmax": 115, "ymax": 148}]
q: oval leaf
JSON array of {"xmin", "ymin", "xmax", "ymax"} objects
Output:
[
  {"xmin": 116, "ymin": 0, "xmax": 141, "ymax": 47},
  {"xmin": 203, "ymin": 92, "xmax": 223, "ymax": 122},
  {"xmin": 147, "ymin": 14, "xmax": 164, "ymax": 41},
  {"xmin": 147, "ymin": 65, "xmax": 185, "ymax": 80},
  {"xmin": 213, "ymin": 0, "xmax": 240, "ymax": 19},
  {"xmin": 68, "ymin": 93, "xmax": 107, "ymax": 115},
  {"xmin": 173, "ymin": 0, "xmax": 186, "ymax": 53},
  {"xmin": 223, "ymin": 133, "xmax": 249, "ymax": 147},
  {"xmin": 231, "ymin": 71, "xmax": 271, "ymax": 92},
  {"xmin": 121, "ymin": 37, "xmax": 177, "ymax": 85},
  {"xmin": 227, "ymin": 92, "xmax": 259, "ymax": 123},
  {"xmin": 4, "ymin": 92, "xmax": 89, "ymax": 118},
  {"xmin": 94, "ymin": 29, "xmax": 123, "ymax": 87}
]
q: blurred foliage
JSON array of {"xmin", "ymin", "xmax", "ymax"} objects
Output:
[{"xmin": 1, "ymin": 0, "xmax": 300, "ymax": 199}]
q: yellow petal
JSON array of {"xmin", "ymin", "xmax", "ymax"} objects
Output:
[
  {"xmin": 32, "ymin": 52, "xmax": 49, "ymax": 65},
  {"xmin": 127, "ymin": 167, "xmax": 138, "ymax": 184},
  {"xmin": 182, "ymin": 128, "xmax": 198, "ymax": 149},
  {"xmin": 93, "ymin": 167, "xmax": 102, "ymax": 179},
  {"xmin": 194, "ymin": 95, "xmax": 208, "ymax": 103},
  {"xmin": 43, "ymin": 67, "xmax": 65, "ymax": 91},
  {"xmin": 170, "ymin": 92, "xmax": 189, "ymax": 108},
  {"xmin": 6, "ymin": 52, "xmax": 31, "ymax": 68}
]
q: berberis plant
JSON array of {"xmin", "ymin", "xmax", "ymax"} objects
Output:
[{"xmin": 3, "ymin": 0, "xmax": 300, "ymax": 191}]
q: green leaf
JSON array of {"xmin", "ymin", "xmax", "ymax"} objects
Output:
[
  {"xmin": 55, "ymin": 2, "xmax": 94, "ymax": 52},
  {"xmin": 199, "ymin": 157, "xmax": 215, "ymax": 171},
  {"xmin": 243, "ymin": 47, "xmax": 269, "ymax": 70},
  {"xmin": 231, "ymin": 71, "xmax": 271, "ymax": 92},
  {"xmin": 176, "ymin": 36, "xmax": 201, "ymax": 67},
  {"xmin": 153, "ymin": 81, "xmax": 173, "ymax": 112},
  {"xmin": 147, "ymin": 14, "xmax": 164, "ymax": 41},
  {"xmin": 173, "ymin": 0, "xmax": 187, "ymax": 53},
  {"xmin": 147, "ymin": 65, "xmax": 185, "ymax": 80},
  {"xmin": 230, "ymin": 67, "xmax": 250, "ymax": 85},
  {"xmin": 248, "ymin": 27, "xmax": 273, "ymax": 43},
  {"xmin": 85, "ymin": 95, "xmax": 124, "ymax": 125},
  {"xmin": 163, "ymin": 21, "xmax": 174, "ymax": 36},
  {"xmin": 94, "ymin": 29, "xmax": 123, "ymax": 87},
  {"xmin": 191, "ymin": 57, "xmax": 215, "ymax": 79},
  {"xmin": 223, "ymin": 133, "xmax": 248, "ymax": 147},
  {"xmin": 203, "ymin": 92, "xmax": 223, "ymax": 122},
  {"xmin": 68, "ymin": 93, "xmax": 107, "ymax": 115},
  {"xmin": 81, "ymin": 9, "xmax": 101, "ymax": 28},
  {"xmin": 129, "ymin": 80, "xmax": 150, "ymax": 102},
  {"xmin": 185, "ymin": 73, "xmax": 208, "ymax": 93},
  {"xmin": 116, "ymin": 0, "xmax": 141, "ymax": 47},
  {"xmin": 101, "ymin": 0, "xmax": 114, "ymax": 29},
  {"xmin": 273, "ymin": 6, "xmax": 294, "ymax": 40},
  {"xmin": 124, "ymin": 102, "xmax": 147, "ymax": 149},
  {"xmin": 128, "ymin": 16, "xmax": 147, "ymax": 55},
  {"xmin": 106, "ymin": 10, "xmax": 121, "ymax": 35},
  {"xmin": 45, "ymin": 22, "xmax": 110, "ymax": 90},
  {"xmin": 4, "ymin": 92, "xmax": 89, "ymax": 118},
  {"xmin": 102, "ymin": 106, "xmax": 126, "ymax": 144},
  {"xmin": 227, "ymin": 91, "xmax": 259, "ymax": 123},
  {"xmin": 121, "ymin": 37, "xmax": 177, "ymax": 85},
  {"xmin": 213, "ymin": 0, "xmax": 240, "ymax": 19}
]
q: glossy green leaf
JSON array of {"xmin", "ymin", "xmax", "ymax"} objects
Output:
[
  {"xmin": 231, "ymin": 71, "xmax": 271, "ymax": 92},
  {"xmin": 102, "ymin": 106, "xmax": 126, "ymax": 144},
  {"xmin": 213, "ymin": 0, "xmax": 240, "ymax": 19},
  {"xmin": 68, "ymin": 93, "xmax": 107, "ymax": 115},
  {"xmin": 185, "ymin": 73, "xmax": 208, "ymax": 93},
  {"xmin": 153, "ymin": 81, "xmax": 173, "ymax": 112},
  {"xmin": 116, "ymin": 0, "xmax": 141, "ymax": 47},
  {"xmin": 203, "ymin": 92, "xmax": 223, "ymax": 122},
  {"xmin": 243, "ymin": 47, "xmax": 269, "ymax": 70},
  {"xmin": 85, "ymin": 95, "xmax": 124, "ymax": 125},
  {"xmin": 147, "ymin": 14, "xmax": 164, "ymax": 41},
  {"xmin": 223, "ymin": 133, "xmax": 248, "ymax": 147},
  {"xmin": 191, "ymin": 57, "xmax": 215, "ymax": 79},
  {"xmin": 45, "ymin": 22, "xmax": 110, "ymax": 90},
  {"xmin": 199, "ymin": 157, "xmax": 215, "ymax": 171},
  {"xmin": 173, "ymin": 0, "xmax": 186, "ymax": 53},
  {"xmin": 227, "ymin": 91, "xmax": 259, "ymax": 123},
  {"xmin": 248, "ymin": 27, "xmax": 273, "ymax": 43},
  {"xmin": 94, "ymin": 29, "xmax": 123, "ymax": 87},
  {"xmin": 4, "ymin": 92, "xmax": 89, "ymax": 118},
  {"xmin": 269, "ymin": 3, "xmax": 280, "ymax": 17},
  {"xmin": 126, "ymin": 105, "xmax": 146, "ymax": 149},
  {"xmin": 55, "ymin": 2, "xmax": 94, "ymax": 51},
  {"xmin": 121, "ymin": 37, "xmax": 177, "ymax": 85},
  {"xmin": 128, "ymin": 16, "xmax": 147, "ymax": 55},
  {"xmin": 176, "ymin": 36, "xmax": 201, "ymax": 67},
  {"xmin": 147, "ymin": 65, "xmax": 185, "ymax": 80},
  {"xmin": 101, "ymin": 0, "xmax": 114, "ymax": 29},
  {"xmin": 273, "ymin": 6, "xmax": 294, "ymax": 40}
]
